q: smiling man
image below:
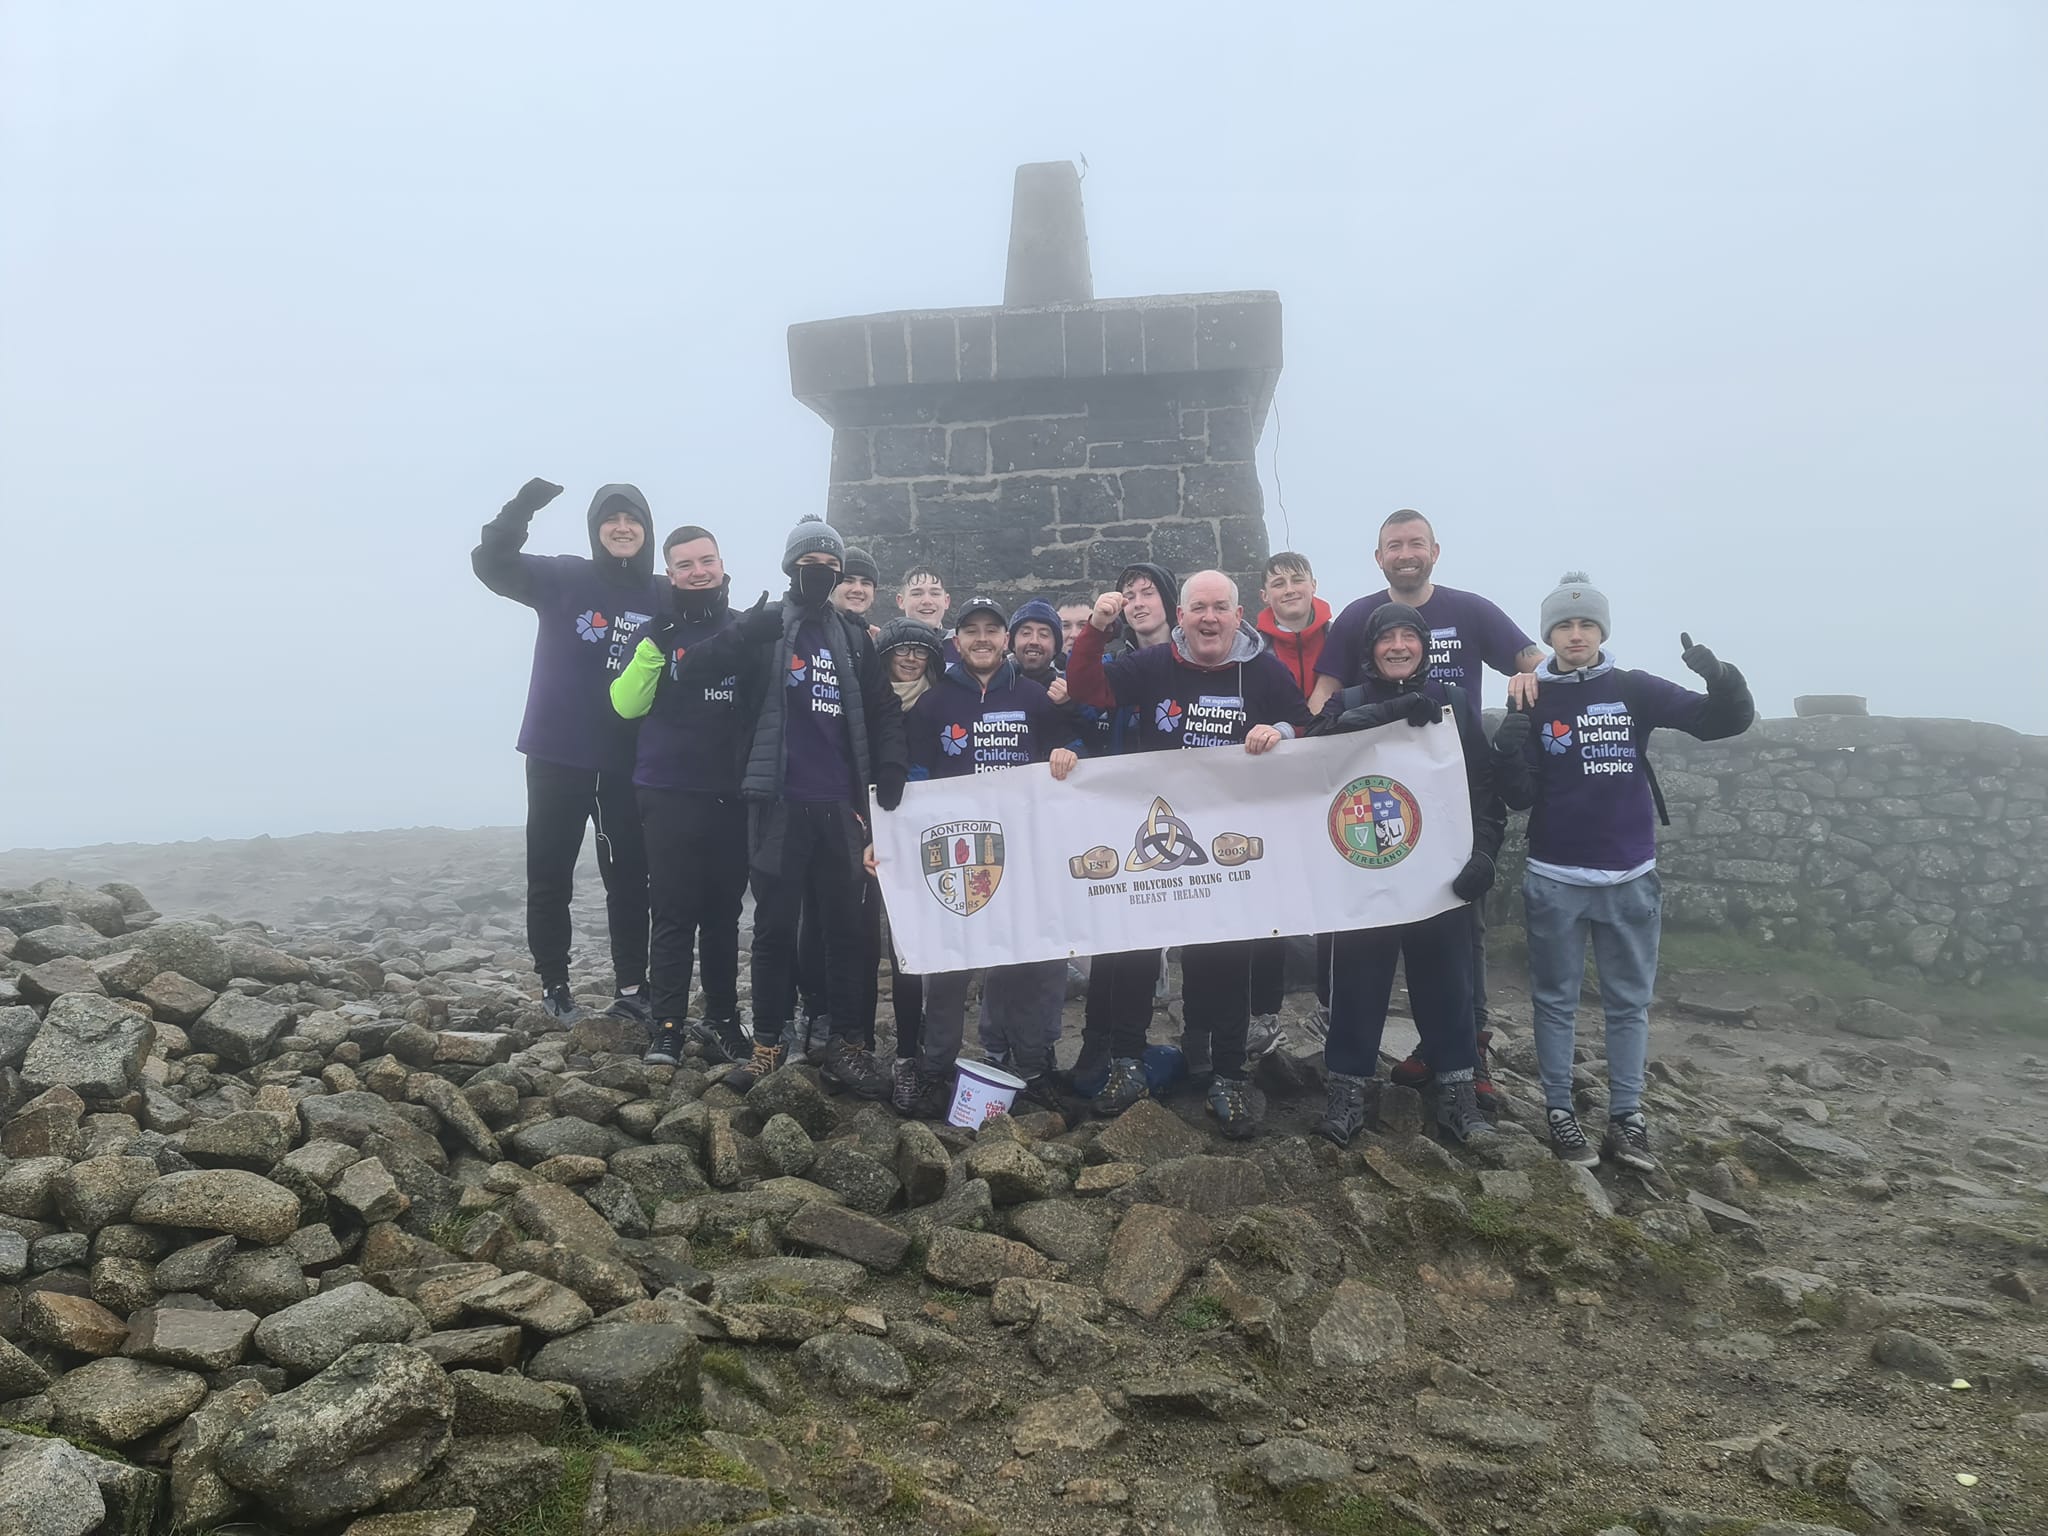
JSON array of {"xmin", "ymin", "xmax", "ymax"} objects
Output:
[
  {"xmin": 473, "ymin": 477, "xmax": 666, "ymax": 1024},
  {"xmin": 897, "ymin": 596, "xmax": 1081, "ymax": 1117},
  {"xmin": 609, "ymin": 526, "xmax": 748, "ymax": 1067},
  {"xmin": 1066, "ymin": 569, "xmax": 1313, "ymax": 1137}
]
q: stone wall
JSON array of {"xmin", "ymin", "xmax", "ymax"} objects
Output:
[{"xmin": 1489, "ymin": 714, "xmax": 2048, "ymax": 979}]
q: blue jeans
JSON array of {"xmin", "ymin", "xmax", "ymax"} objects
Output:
[{"xmin": 1524, "ymin": 869, "xmax": 1661, "ymax": 1117}]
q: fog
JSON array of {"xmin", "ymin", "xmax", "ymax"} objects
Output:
[{"xmin": 3, "ymin": 2, "xmax": 2042, "ymax": 851}]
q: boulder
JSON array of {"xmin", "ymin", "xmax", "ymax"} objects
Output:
[
  {"xmin": 254, "ymin": 1282, "xmax": 430, "ymax": 1375},
  {"xmin": 124, "ymin": 1306, "xmax": 261, "ymax": 1371},
  {"xmin": 387, "ymin": 1433, "xmax": 564, "ymax": 1528},
  {"xmin": 52, "ymin": 1155, "xmax": 160, "ymax": 1234},
  {"xmin": 1103, "ymin": 1204, "xmax": 1212, "ymax": 1320},
  {"xmin": 49, "ymin": 1356, "xmax": 207, "ymax": 1444},
  {"xmin": 20, "ymin": 993, "xmax": 154, "ymax": 1097},
  {"xmin": 137, "ymin": 972, "xmax": 218, "ymax": 1026},
  {"xmin": 216, "ymin": 1344, "xmax": 456, "ymax": 1525},
  {"xmin": 191, "ymin": 993, "xmax": 290, "ymax": 1068},
  {"xmin": 182, "ymin": 1112, "xmax": 293, "ymax": 1171},
  {"xmin": 1309, "ymin": 1280, "xmax": 1407, "ymax": 1368},
  {"xmin": 133, "ymin": 922, "xmax": 234, "ymax": 991},
  {"xmin": 131, "ymin": 1168, "xmax": 301, "ymax": 1244},
  {"xmin": 527, "ymin": 1321, "xmax": 699, "ymax": 1428},
  {"xmin": 24, "ymin": 1292, "xmax": 128, "ymax": 1357},
  {"xmin": 784, "ymin": 1202, "xmax": 912, "ymax": 1271},
  {"xmin": 0, "ymin": 1436, "xmax": 105, "ymax": 1536},
  {"xmin": 169, "ymin": 1378, "xmax": 269, "ymax": 1532},
  {"xmin": 457, "ymin": 1272, "xmax": 593, "ymax": 1338},
  {"xmin": 796, "ymin": 1332, "xmax": 913, "ymax": 1397}
]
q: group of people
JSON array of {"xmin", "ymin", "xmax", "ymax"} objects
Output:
[{"xmin": 474, "ymin": 479, "xmax": 1753, "ymax": 1169}]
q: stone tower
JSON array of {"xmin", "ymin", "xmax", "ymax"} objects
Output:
[{"xmin": 785, "ymin": 162, "xmax": 1282, "ymax": 610}]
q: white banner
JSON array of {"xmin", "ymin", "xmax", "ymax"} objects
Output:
[{"xmin": 874, "ymin": 725, "xmax": 1474, "ymax": 972}]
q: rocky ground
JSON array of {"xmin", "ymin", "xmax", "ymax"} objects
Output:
[{"xmin": 0, "ymin": 831, "xmax": 2045, "ymax": 1536}]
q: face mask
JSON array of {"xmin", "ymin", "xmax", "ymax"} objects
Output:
[{"xmin": 790, "ymin": 564, "xmax": 838, "ymax": 606}]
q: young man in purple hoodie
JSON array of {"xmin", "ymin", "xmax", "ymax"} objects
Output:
[
  {"xmin": 1502, "ymin": 573, "xmax": 1754, "ymax": 1170},
  {"xmin": 894, "ymin": 597, "xmax": 1082, "ymax": 1118},
  {"xmin": 1066, "ymin": 569, "xmax": 1315, "ymax": 1137},
  {"xmin": 473, "ymin": 477, "xmax": 667, "ymax": 1023}
]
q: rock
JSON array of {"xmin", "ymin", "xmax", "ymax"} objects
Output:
[
  {"xmin": 1104, "ymin": 1203, "xmax": 1212, "ymax": 1321},
  {"xmin": 14, "ymin": 924, "xmax": 113, "ymax": 964},
  {"xmin": 1309, "ymin": 1279, "xmax": 1407, "ymax": 1367},
  {"xmin": 450, "ymin": 1370, "xmax": 572, "ymax": 1437},
  {"xmin": 1842, "ymin": 1455, "xmax": 1907, "ymax": 1526},
  {"xmin": 743, "ymin": 1066, "xmax": 836, "ymax": 1138},
  {"xmin": 1684, "ymin": 1189, "xmax": 1760, "ymax": 1234},
  {"xmin": 784, "ymin": 1202, "xmax": 912, "ymax": 1271},
  {"xmin": 220, "ymin": 932, "xmax": 313, "ymax": 984},
  {"xmin": 587, "ymin": 1467, "xmax": 772, "ymax": 1535},
  {"xmin": 131, "ymin": 1168, "xmax": 301, "ymax": 1244},
  {"xmin": 389, "ymin": 1432, "xmax": 564, "ymax": 1528},
  {"xmin": 405, "ymin": 1075, "xmax": 502, "ymax": 1161},
  {"xmin": 797, "ymin": 1332, "xmax": 913, "ymax": 1396},
  {"xmin": 1590, "ymin": 1384, "xmax": 1660, "ymax": 1468},
  {"xmin": 507, "ymin": 1116, "xmax": 631, "ymax": 1164},
  {"xmin": 608, "ymin": 1143, "xmax": 711, "ymax": 1208},
  {"xmin": 1840, "ymin": 998, "xmax": 1918, "ymax": 1040},
  {"xmin": 52, "ymin": 1155, "xmax": 159, "ymax": 1234},
  {"xmin": 808, "ymin": 1144, "xmax": 902, "ymax": 1214},
  {"xmin": 527, "ymin": 1321, "xmax": 699, "ymax": 1428},
  {"xmin": 155, "ymin": 1233, "xmax": 239, "ymax": 1291},
  {"xmin": 923, "ymin": 1227, "xmax": 1061, "ymax": 1291},
  {"xmin": 216, "ymin": 1247, "xmax": 312, "ymax": 1313},
  {"xmin": 133, "ymin": 922, "xmax": 233, "ymax": 991},
  {"xmin": 1246, "ymin": 1436, "xmax": 1351, "ymax": 1491},
  {"xmin": 334, "ymin": 1157, "xmax": 411, "ymax": 1223},
  {"xmin": 1093, "ymin": 1098, "xmax": 1204, "ymax": 1165},
  {"xmin": 759, "ymin": 1114, "xmax": 816, "ymax": 1176},
  {"xmin": 0, "ymin": 1005, "xmax": 39, "ymax": 1069},
  {"xmin": 1772, "ymin": 1125, "xmax": 1872, "ymax": 1168},
  {"xmin": 1870, "ymin": 1329, "xmax": 1962, "ymax": 1380},
  {"xmin": 1560, "ymin": 1161, "xmax": 1615, "ymax": 1217},
  {"xmin": 216, "ymin": 1343, "xmax": 456, "ymax": 1525},
  {"xmin": 0, "ymin": 1336, "xmax": 52, "ymax": 1398},
  {"xmin": 1135, "ymin": 1154, "xmax": 1271, "ymax": 1215},
  {"xmin": 137, "ymin": 972, "xmax": 217, "ymax": 1026},
  {"xmin": 345, "ymin": 1515, "xmax": 481, "ymax": 1536},
  {"xmin": 459, "ymin": 1271, "xmax": 595, "ymax": 1337},
  {"xmin": 191, "ymin": 993, "xmax": 290, "ymax": 1067},
  {"xmin": 25, "ymin": 1292, "xmax": 128, "ymax": 1356},
  {"xmin": 49, "ymin": 1356, "xmax": 206, "ymax": 1443},
  {"xmin": 1745, "ymin": 1267, "xmax": 1836, "ymax": 1312},
  {"xmin": 255, "ymin": 1282, "xmax": 429, "ymax": 1374},
  {"xmin": 182, "ymin": 1112, "xmax": 292, "ymax": 1171},
  {"xmin": 965, "ymin": 1138, "xmax": 1060, "ymax": 1204},
  {"xmin": 168, "ymin": 1377, "xmax": 269, "ymax": 1531},
  {"xmin": 894, "ymin": 1119, "xmax": 951, "ymax": 1205},
  {"xmin": 124, "ymin": 1305, "xmax": 260, "ymax": 1370},
  {"xmin": 1007, "ymin": 1200, "xmax": 1114, "ymax": 1267},
  {"xmin": 1992, "ymin": 1271, "xmax": 2037, "ymax": 1305},
  {"xmin": 20, "ymin": 993, "xmax": 154, "ymax": 1096},
  {"xmin": 18, "ymin": 955, "xmax": 107, "ymax": 1004},
  {"xmin": 1123, "ymin": 1367, "xmax": 1270, "ymax": 1419},
  {"xmin": 1011, "ymin": 1386, "xmax": 1125, "ymax": 1455},
  {"xmin": 0, "ymin": 1436, "xmax": 105, "ymax": 1536},
  {"xmin": 418, "ymin": 1327, "xmax": 525, "ymax": 1371},
  {"xmin": 1415, "ymin": 1390, "xmax": 1557, "ymax": 1453}
]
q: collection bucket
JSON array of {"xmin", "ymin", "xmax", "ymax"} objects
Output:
[{"xmin": 947, "ymin": 1060, "xmax": 1025, "ymax": 1127}]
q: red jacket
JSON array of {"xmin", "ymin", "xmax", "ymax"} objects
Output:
[{"xmin": 1256, "ymin": 598, "xmax": 1332, "ymax": 697}]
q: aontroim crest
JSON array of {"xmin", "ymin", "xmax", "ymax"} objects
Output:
[{"xmin": 921, "ymin": 820, "xmax": 1005, "ymax": 916}]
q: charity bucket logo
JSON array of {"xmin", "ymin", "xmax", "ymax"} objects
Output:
[
  {"xmin": 1542, "ymin": 720, "xmax": 1573, "ymax": 754},
  {"xmin": 1327, "ymin": 775, "xmax": 1423, "ymax": 869},
  {"xmin": 576, "ymin": 610, "xmax": 609, "ymax": 642},
  {"xmin": 921, "ymin": 821, "xmax": 1004, "ymax": 916}
]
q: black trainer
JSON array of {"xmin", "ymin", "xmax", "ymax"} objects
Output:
[
  {"xmin": 1603, "ymin": 1111, "xmax": 1658, "ymax": 1172},
  {"xmin": 896, "ymin": 1065, "xmax": 951, "ymax": 1120},
  {"xmin": 683, "ymin": 1021, "xmax": 738, "ymax": 1064},
  {"xmin": 1206, "ymin": 1074, "xmax": 1259, "ymax": 1140},
  {"xmin": 1093, "ymin": 1057, "xmax": 1148, "ymax": 1117},
  {"xmin": 644, "ymin": 1021, "xmax": 684, "ymax": 1067},
  {"xmin": 541, "ymin": 983, "xmax": 578, "ymax": 1021},
  {"xmin": 607, "ymin": 987, "xmax": 654, "ymax": 1027},
  {"xmin": 1315, "ymin": 1071, "xmax": 1374, "ymax": 1148},
  {"xmin": 821, "ymin": 1038, "xmax": 892, "ymax": 1101},
  {"xmin": 1548, "ymin": 1107, "xmax": 1599, "ymax": 1166}
]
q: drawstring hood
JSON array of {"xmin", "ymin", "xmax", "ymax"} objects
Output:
[
  {"xmin": 671, "ymin": 574, "xmax": 731, "ymax": 626},
  {"xmin": 1362, "ymin": 602, "xmax": 1431, "ymax": 691},
  {"xmin": 586, "ymin": 484, "xmax": 656, "ymax": 587}
]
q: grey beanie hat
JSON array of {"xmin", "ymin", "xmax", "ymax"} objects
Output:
[
  {"xmin": 1539, "ymin": 571, "xmax": 1610, "ymax": 641},
  {"xmin": 782, "ymin": 515, "xmax": 846, "ymax": 575}
]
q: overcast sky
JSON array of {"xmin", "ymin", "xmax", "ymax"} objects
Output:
[{"xmin": 3, "ymin": 2, "xmax": 2043, "ymax": 850}]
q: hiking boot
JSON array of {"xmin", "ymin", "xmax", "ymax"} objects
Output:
[
  {"xmin": 1603, "ymin": 1111, "xmax": 1658, "ymax": 1172},
  {"xmin": 1245, "ymin": 1013, "xmax": 1286, "ymax": 1063},
  {"xmin": 1473, "ymin": 1028, "xmax": 1497, "ymax": 1109},
  {"xmin": 1016, "ymin": 1071, "xmax": 1068, "ymax": 1117},
  {"xmin": 890, "ymin": 1056, "xmax": 919, "ymax": 1112},
  {"xmin": 1548, "ymin": 1107, "xmax": 1599, "ymax": 1166},
  {"xmin": 1315, "ymin": 1071, "xmax": 1374, "ymax": 1148},
  {"xmin": 1435, "ymin": 1077, "xmax": 1495, "ymax": 1144},
  {"xmin": 1389, "ymin": 1049, "xmax": 1431, "ymax": 1089},
  {"xmin": 1206, "ymin": 1074, "xmax": 1259, "ymax": 1141},
  {"xmin": 1092, "ymin": 1057, "xmax": 1148, "ymax": 1116},
  {"xmin": 897, "ymin": 1073, "xmax": 950, "ymax": 1122},
  {"xmin": 821, "ymin": 1038, "xmax": 892, "ymax": 1101},
  {"xmin": 683, "ymin": 1020, "xmax": 741, "ymax": 1065},
  {"xmin": 643, "ymin": 1020, "xmax": 684, "ymax": 1067},
  {"xmin": 1180, "ymin": 1032, "xmax": 1213, "ymax": 1081},
  {"xmin": 731, "ymin": 1037, "xmax": 786, "ymax": 1094},
  {"xmin": 607, "ymin": 987, "xmax": 653, "ymax": 1027},
  {"xmin": 541, "ymin": 983, "xmax": 578, "ymax": 1022}
]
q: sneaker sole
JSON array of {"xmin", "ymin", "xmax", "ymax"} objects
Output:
[
  {"xmin": 1552, "ymin": 1146, "xmax": 1600, "ymax": 1166},
  {"xmin": 643, "ymin": 1052, "xmax": 680, "ymax": 1067}
]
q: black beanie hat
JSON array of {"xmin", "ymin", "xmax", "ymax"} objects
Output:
[{"xmin": 841, "ymin": 547, "xmax": 880, "ymax": 585}]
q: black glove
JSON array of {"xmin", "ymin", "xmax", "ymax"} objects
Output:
[
  {"xmin": 1400, "ymin": 693, "xmax": 1442, "ymax": 727},
  {"xmin": 1491, "ymin": 710, "xmax": 1532, "ymax": 755},
  {"xmin": 735, "ymin": 592, "xmax": 779, "ymax": 642},
  {"xmin": 1331, "ymin": 699, "xmax": 1398, "ymax": 734},
  {"xmin": 874, "ymin": 763, "xmax": 907, "ymax": 813},
  {"xmin": 1451, "ymin": 851, "xmax": 1496, "ymax": 902},
  {"xmin": 1679, "ymin": 632, "xmax": 1726, "ymax": 685},
  {"xmin": 503, "ymin": 477, "xmax": 563, "ymax": 519}
]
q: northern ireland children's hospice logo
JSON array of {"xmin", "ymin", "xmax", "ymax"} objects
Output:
[
  {"xmin": 1327, "ymin": 775, "xmax": 1423, "ymax": 869},
  {"xmin": 921, "ymin": 822, "xmax": 1004, "ymax": 916}
]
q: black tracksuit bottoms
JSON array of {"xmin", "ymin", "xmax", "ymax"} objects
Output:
[
  {"xmin": 796, "ymin": 876, "xmax": 882, "ymax": 1047},
  {"xmin": 1182, "ymin": 939, "xmax": 1259, "ymax": 1080},
  {"xmin": 525, "ymin": 756, "xmax": 648, "ymax": 992},
  {"xmin": 1082, "ymin": 947, "xmax": 1164, "ymax": 1063},
  {"xmin": 1250, "ymin": 933, "xmax": 1335, "ymax": 1016},
  {"xmin": 750, "ymin": 801, "xmax": 867, "ymax": 1048},
  {"xmin": 637, "ymin": 787, "xmax": 749, "ymax": 1025}
]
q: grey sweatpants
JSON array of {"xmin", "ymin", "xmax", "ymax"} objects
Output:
[{"xmin": 921, "ymin": 958, "xmax": 1068, "ymax": 1078}]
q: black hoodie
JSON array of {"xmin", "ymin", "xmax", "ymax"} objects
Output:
[{"xmin": 474, "ymin": 483, "xmax": 666, "ymax": 771}]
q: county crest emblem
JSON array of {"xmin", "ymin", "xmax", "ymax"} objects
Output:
[
  {"xmin": 1327, "ymin": 775, "xmax": 1424, "ymax": 869},
  {"xmin": 921, "ymin": 820, "xmax": 1005, "ymax": 916}
]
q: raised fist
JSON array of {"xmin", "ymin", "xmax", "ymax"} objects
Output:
[
  {"xmin": 503, "ymin": 477, "xmax": 564, "ymax": 518},
  {"xmin": 1090, "ymin": 591, "xmax": 1126, "ymax": 631}
]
